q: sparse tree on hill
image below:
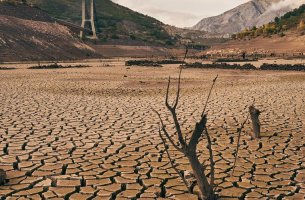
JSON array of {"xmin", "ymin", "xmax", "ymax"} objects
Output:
[{"xmin": 2, "ymin": 0, "xmax": 26, "ymax": 4}]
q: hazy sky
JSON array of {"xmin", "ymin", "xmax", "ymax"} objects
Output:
[{"xmin": 112, "ymin": 0, "xmax": 248, "ymax": 27}]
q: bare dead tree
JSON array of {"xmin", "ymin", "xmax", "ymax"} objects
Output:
[
  {"xmin": 154, "ymin": 69, "xmax": 218, "ymax": 200},
  {"xmin": 249, "ymin": 105, "xmax": 261, "ymax": 139}
]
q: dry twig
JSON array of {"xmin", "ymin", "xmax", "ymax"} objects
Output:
[
  {"xmin": 232, "ymin": 114, "xmax": 249, "ymax": 174},
  {"xmin": 202, "ymin": 75, "xmax": 218, "ymax": 116},
  {"xmin": 158, "ymin": 125, "xmax": 191, "ymax": 193}
]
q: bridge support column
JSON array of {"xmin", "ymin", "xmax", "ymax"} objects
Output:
[{"xmin": 80, "ymin": 0, "xmax": 98, "ymax": 39}]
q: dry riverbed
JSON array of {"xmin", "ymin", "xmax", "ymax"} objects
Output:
[{"xmin": 0, "ymin": 61, "xmax": 304, "ymax": 199}]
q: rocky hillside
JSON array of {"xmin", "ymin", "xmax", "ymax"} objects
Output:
[
  {"xmin": 192, "ymin": 0, "xmax": 295, "ymax": 36},
  {"xmin": 233, "ymin": 4, "xmax": 305, "ymax": 39},
  {"xmin": 208, "ymin": 4, "xmax": 305, "ymax": 57},
  {"xmin": 27, "ymin": 0, "xmax": 177, "ymax": 45},
  {"xmin": 0, "ymin": 2, "xmax": 96, "ymax": 62}
]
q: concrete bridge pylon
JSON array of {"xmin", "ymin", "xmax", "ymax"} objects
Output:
[{"xmin": 80, "ymin": 0, "xmax": 98, "ymax": 39}]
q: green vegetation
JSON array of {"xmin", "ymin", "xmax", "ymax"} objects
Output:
[
  {"xmin": 214, "ymin": 58, "xmax": 258, "ymax": 63},
  {"xmin": 1, "ymin": 0, "xmax": 27, "ymax": 4},
  {"xmin": 260, "ymin": 63, "xmax": 305, "ymax": 71},
  {"xmin": 0, "ymin": 67, "xmax": 16, "ymax": 70},
  {"xmin": 125, "ymin": 60, "xmax": 185, "ymax": 67},
  {"xmin": 183, "ymin": 62, "xmax": 305, "ymax": 72},
  {"xmin": 28, "ymin": 63, "xmax": 90, "ymax": 69},
  {"xmin": 27, "ymin": 0, "xmax": 176, "ymax": 45},
  {"xmin": 232, "ymin": 4, "xmax": 305, "ymax": 39},
  {"xmin": 183, "ymin": 62, "xmax": 257, "ymax": 70}
]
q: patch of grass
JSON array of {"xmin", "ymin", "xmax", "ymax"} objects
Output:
[
  {"xmin": 260, "ymin": 63, "xmax": 305, "ymax": 71},
  {"xmin": 215, "ymin": 58, "xmax": 258, "ymax": 62},
  {"xmin": 183, "ymin": 62, "xmax": 305, "ymax": 72},
  {"xmin": 28, "ymin": 63, "xmax": 90, "ymax": 69},
  {"xmin": 157, "ymin": 60, "xmax": 185, "ymax": 65},
  {"xmin": 0, "ymin": 67, "xmax": 16, "ymax": 70},
  {"xmin": 125, "ymin": 60, "xmax": 185, "ymax": 67},
  {"xmin": 183, "ymin": 62, "xmax": 256, "ymax": 70},
  {"xmin": 125, "ymin": 60, "xmax": 162, "ymax": 67}
]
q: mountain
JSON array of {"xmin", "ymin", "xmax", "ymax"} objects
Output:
[
  {"xmin": 233, "ymin": 4, "xmax": 305, "ymax": 39},
  {"xmin": 0, "ymin": 2, "xmax": 96, "ymax": 62},
  {"xmin": 192, "ymin": 0, "xmax": 293, "ymax": 36},
  {"xmin": 26, "ymin": 0, "xmax": 177, "ymax": 45},
  {"xmin": 208, "ymin": 4, "xmax": 305, "ymax": 57}
]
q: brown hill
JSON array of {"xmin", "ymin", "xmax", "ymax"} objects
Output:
[
  {"xmin": 0, "ymin": 3, "xmax": 97, "ymax": 62},
  {"xmin": 207, "ymin": 31, "xmax": 305, "ymax": 57}
]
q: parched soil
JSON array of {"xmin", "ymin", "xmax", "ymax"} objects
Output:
[
  {"xmin": 209, "ymin": 32, "xmax": 305, "ymax": 57},
  {"xmin": 93, "ymin": 45, "xmax": 186, "ymax": 58},
  {"xmin": 0, "ymin": 62, "xmax": 304, "ymax": 199}
]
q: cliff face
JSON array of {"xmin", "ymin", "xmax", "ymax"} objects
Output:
[{"xmin": 192, "ymin": 0, "xmax": 289, "ymax": 35}]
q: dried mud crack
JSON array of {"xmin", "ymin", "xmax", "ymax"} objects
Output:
[{"xmin": 0, "ymin": 63, "xmax": 304, "ymax": 199}]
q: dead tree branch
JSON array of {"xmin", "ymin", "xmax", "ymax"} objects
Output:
[
  {"xmin": 249, "ymin": 105, "xmax": 261, "ymax": 139},
  {"xmin": 154, "ymin": 110, "xmax": 183, "ymax": 153},
  {"xmin": 165, "ymin": 68, "xmax": 188, "ymax": 152},
  {"xmin": 158, "ymin": 126, "xmax": 191, "ymax": 193},
  {"xmin": 155, "ymin": 69, "xmax": 217, "ymax": 199},
  {"xmin": 204, "ymin": 127, "xmax": 215, "ymax": 188},
  {"xmin": 202, "ymin": 75, "xmax": 218, "ymax": 116},
  {"xmin": 232, "ymin": 114, "xmax": 249, "ymax": 174}
]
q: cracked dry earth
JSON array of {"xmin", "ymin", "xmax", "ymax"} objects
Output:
[{"xmin": 0, "ymin": 62, "xmax": 304, "ymax": 200}]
